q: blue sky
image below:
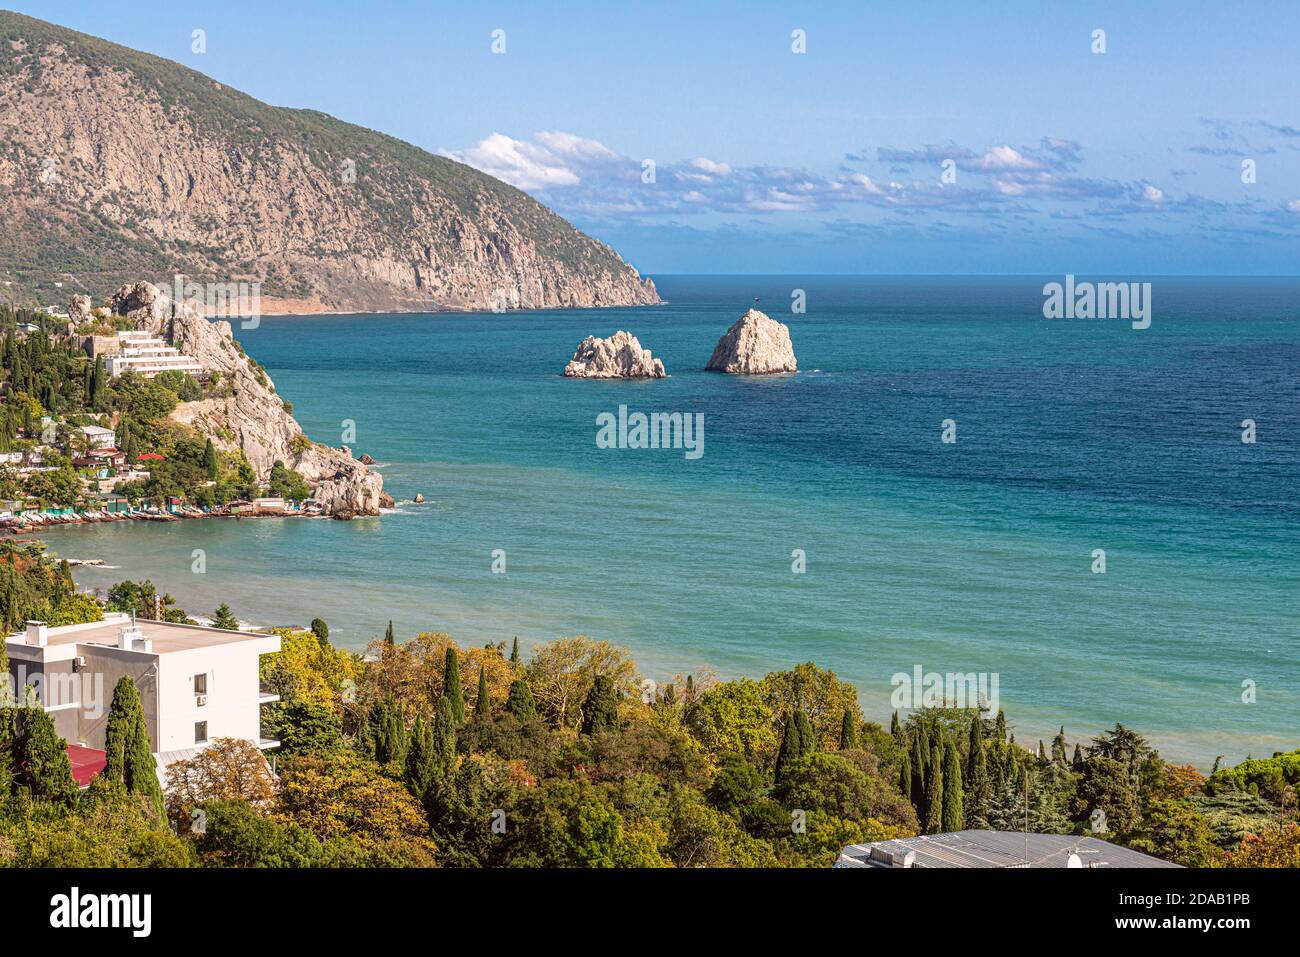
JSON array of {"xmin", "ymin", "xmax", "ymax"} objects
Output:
[{"xmin": 12, "ymin": 0, "xmax": 1300, "ymax": 273}]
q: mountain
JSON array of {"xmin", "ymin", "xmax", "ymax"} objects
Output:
[{"xmin": 0, "ymin": 11, "xmax": 659, "ymax": 313}]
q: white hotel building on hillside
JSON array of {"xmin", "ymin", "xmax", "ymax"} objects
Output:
[
  {"xmin": 5, "ymin": 614, "xmax": 280, "ymax": 781},
  {"xmin": 104, "ymin": 330, "xmax": 203, "ymax": 378}
]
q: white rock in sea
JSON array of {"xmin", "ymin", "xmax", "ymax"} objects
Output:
[
  {"xmin": 705, "ymin": 308, "xmax": 797, "ymax": 375},
  {"xmin": 563, "ymin": 330, "xmax": 666, "ymax": 378}
]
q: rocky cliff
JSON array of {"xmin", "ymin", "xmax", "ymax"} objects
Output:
[
  {"xmin": 564, "ymin": 330, "xmax": 666, "ymax": 378},
  {"xmin": 108, "ymin": 281, "xmax": 386, "ymax": 517},
  {"xmin": 705, "ymin": 309, "xmax": 798, "ymax": 375},
  {"xmin": 0, "ymin": 11, "xmax": 660, "ymax": 313}
]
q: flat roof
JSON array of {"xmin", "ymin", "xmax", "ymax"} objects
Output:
[
  {"xmin": 7, "ymin": 615, "xmax": 278, "ymax": 655},
  {"xmin": 837, "ymin": 830, "xmax": 1180, "ymax": 869}
]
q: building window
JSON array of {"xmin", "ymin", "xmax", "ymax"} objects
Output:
[
  {"xmin": 195, "ymin": 721, "xmax": 208, "ymax": 744},
  {"xmin": 194, "ymin": 673, "xmax": 207, "ymax": 695}
]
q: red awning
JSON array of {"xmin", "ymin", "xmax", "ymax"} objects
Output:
[{"xmin": 66, "ymin": 744, "xmax": 107, "ymax": 787}]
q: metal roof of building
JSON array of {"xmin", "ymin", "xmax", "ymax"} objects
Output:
[{"xmin": 836, "ymin": 829, "xmax": 1181, "ymax": 869}]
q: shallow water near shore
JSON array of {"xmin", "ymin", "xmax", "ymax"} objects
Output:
[{"xmin": 37, "ymin": 275, "xmax": 1300, "ymax": 766}]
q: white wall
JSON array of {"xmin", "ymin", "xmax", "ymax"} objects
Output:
[{"xmin": 154, "ymin": 637, "xmax": 277, "ymax": 752}]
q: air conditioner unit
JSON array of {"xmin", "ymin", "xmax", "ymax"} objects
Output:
[{"xmin": 196, "ymin": 695, "xmax": 207, "ymax": 707}]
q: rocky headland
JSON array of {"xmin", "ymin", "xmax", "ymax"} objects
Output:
[{"xmin": 108, "ymin": 281, "xmax": 388, "ymax": 517}]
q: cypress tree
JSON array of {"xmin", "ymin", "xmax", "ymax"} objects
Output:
[
  {"xmin": 384, "ymin": 620, "xmax": 395, "ymax": 645},
  {"xmin": 403, "ymin": 715, "xmax": 438, "ymax": 800},
  {"xmin": 309, "ymin": 617, "xmax": 329, "ymax": 642},
  {"xmin": 890, "ymin": 709, "xmax": 901, "ymax": 738},
  {"xmin": 794, "ymin": 709, "xmax": 816, "ymax": 754},
  {"xmin": 1038, "ymin": 740, "xmax": 1047, "ymax": 763},
  {"xmin": 474, "ymin": 667, "xmax": 491, "ymax": 719},
  {"xmin": 966, "ymin": 718, "xmax": 989, "ymax": 825},
  {"xmin": 509, "ymin": 637, "xmax": 520, "ymax": 664},
  {"xmin": 910, "ymin": 730, "xmax": 928, "ymax": 818},
  {"xmin": 775, "ymin": 712, "xmax": 802, "ymax": 785},
  {"xmin": 202, "ymin": 438, "xmax": 219, "ymax": 480},
  {"xmin": 505, "ymin": 677, "xmax": 536, "ymax": 721},
  {"xmin": 1071, "ymin": 743, "xmax": 1085, "ymax": 773},
  {"xmin": 839, "ymin": 709, "xmax": 858, "ymax": 750},
  {"xmin": 17, "ymin": 706, "xmax": 77, "ymax": 806},
  {"xmin": 580, "ymin": 675, "xmax": 620, "ymax": 735},
  {"xmin": 443, "ymin": 647, "xmax": 464, "ymax": 724},
  {"xmin": 994, "ymin": 709, "xmax": 1007, "ymax": 743},
  {"xmin": 899, "ymin": 745, "xmax": 912, "ymax": 801},
  {"xmin": 966, "ymin": 715, "xmax": 983, "ymax": 783},
  {"xmin": 942, "ymin": 737, "xmax": 964, "ymax": 832},
  {"xmin": 924, "ymin": 741, "xmax": 944, "ymax": 833},
  {"xmin": 1005, "ymin": 741, "xmax": 1020, "ymax": 783},
  {"xmin": 364, "ymin": 697, "xmax": 408, "ymax": 767},
  {"xmin": 1051, "ymin": 726, "xmax": 1068, "ymax": 766},
  {"xmin": 987, "ymin": 738, "xmax": 1004, "ymax": 791},
  {"xmin": 432, "ymin": 695, "xmax": 457, "ymax": 773},
  {"xmin": 103, "ymin": 676, "xmax": 164, "ymax": 816}
]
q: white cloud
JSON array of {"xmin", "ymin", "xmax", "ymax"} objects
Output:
[
  {"xmin": 534, "ymin": 130, "xmax": 620, "ymax": 160},
  {"xmin": 690, "ymin": 157, "xmax": 732, "ymax": 176},
  {"xmin": 972, "ymin": 145, "xmax": 1039, "ymax": 172},
  {"xmin": 440, "ymin": 132, "xmax": 582, "ymax": 190},
  {"xmin": 1143, "ymin": 184, "xmax": 1165, "ymax": 203},
  {"xmin": 1287, "ymin": 199, "xmax": 1300, "ymax": 213}
]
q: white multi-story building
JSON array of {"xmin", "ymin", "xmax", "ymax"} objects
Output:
[
  {"xmin": 75, "ymin": 424, "xmax": 118, "ymax": 450},
  {"xmin": 104, "ymin": 330, "xmax": 202, "ymax": 379},
  {"xmin": 5, "ymin": 614, "xmax": 280, "ymax": 772}
]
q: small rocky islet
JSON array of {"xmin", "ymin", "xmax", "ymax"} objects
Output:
[{"xmin": 564, "ymin": 307, "xmax": 797, "ymax": 378}]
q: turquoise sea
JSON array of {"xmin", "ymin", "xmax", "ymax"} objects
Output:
[{"xmin": 39, "ymin": 276, "xmax": 1300, "ymax": 766}]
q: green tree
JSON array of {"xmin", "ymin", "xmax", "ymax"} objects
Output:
[
  {"xmin": 924, "ymin": 741, "xmax": 944, "ymax": 833},
  {"xmin": 474, "ymin": 667, "xmax": 491, "ymax": 720},
  {"xmin": 211, "ymin": 603, "xmax": 239, "ymax": 631},
  {"xmin": 17, "ymin": 706, "xmax": 78, "ymax": 806},
  {"xmin": 686, "ymin": 677, "xmax": 776, "ymax": 764},
  {"xmin": 505, "ymin": 677, "xmax": 537, "ymax": 722},
  {"xmin": 1051, "ymin": 726, "xmax": 1069, "ymax": 766},
  {"xmin": 202, "ymin": 438, "xmax": 219, "ymax": 480},
  {"xmin": 403, "ymin": 715, "xmax": 439, "ymax": 800},
  {"xmin": 775, "ymin": 709, "xmax": 813, "ymax": 785},
  {"xmin": 362, "ymin": 697, "xmax": 408, "ymax": 769},
  {"xmin": 1075, "ymin": 756, "xmax": 1141, "ymax": 834},
  {"xmin": 580, "ymin": 674, "xmax": 620, "ymax": 735},
  {"xmin": 384, "ymin": 620, "xmax": 395, "ymax": 645},
  {"xmin": 309, "ymin": 617, "xmax": 329, "ymax": 642},
  {"xmin": 942, "ymin": 737, "xmax": 964, "ymax": 832},
  {"xmin": 510, "ymin": 637, "xmax": 520, "ymax": 664},
  {"xmin": 966, "ymin": 717, "xmax": 990, "ymax": 826},
  {"xmin": 102, "ymin": 676, "xmax": 165, "ymax": 816},
  {"xmin": 910, "ymin": 728, "xmax": 928, "ymax": 820},
  {"xmin": 839, "ymin": 709, "xmax": 858, "ymax": 750},
  {"xmin": 431, "ymin": 695, "xmax": 457, "ymax": 773},
  {"xmin": 443, "ymin": 647, "xmax": 464, "ymax": 724},
  {"xmin": 272, "ymin": 700, "xmax": 342, "ymax": 756},
  {"xmin": 1127, "ymin": 799, "xmax": 1222, "ymax": 866}
]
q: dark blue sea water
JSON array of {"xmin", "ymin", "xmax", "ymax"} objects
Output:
[{"xmin": 44, "ymin": 276, "xmax": 1300, "ymax": 765}]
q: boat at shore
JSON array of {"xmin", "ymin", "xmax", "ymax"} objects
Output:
[{"xmin": 0, "ymin": 499, "xmax": 327, "ymax": 534}]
